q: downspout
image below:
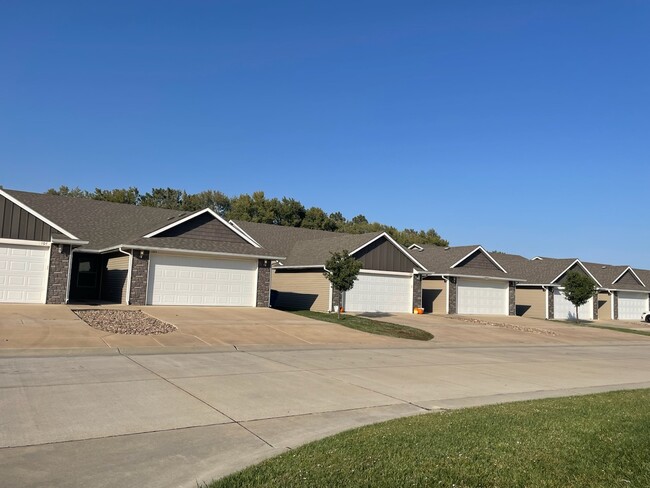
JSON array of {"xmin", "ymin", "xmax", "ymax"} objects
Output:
[
  {"xmin": 65, "ymin": 246, "xmax": 76, "ymax": 304},
  {"xmin": 118, "ymin": 247, "xmax": 132, "ymax": 305}
]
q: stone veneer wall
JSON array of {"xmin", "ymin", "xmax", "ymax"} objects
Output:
[
  {"xmin": 592, "ymin": 293, "xmax": 599, "ymax": 320},
  {"xmin": 129, "ymin": 251, "xmax": 149, "ymax": 306},
  {"xmin": 612, "ymin": 292, "xmax": 618, "ymax": 320},
  {"xmin": 46, "ymin": 244, "xmax": 71, "ymax": 304},
  {"xmin": 412, "ymin": 275, "xmax": 422, "ymax": 310},
  {"xmin": 448, "ymin": 277, "xmax": 457, "ymax": 314},
  {"xmin": 547, "ymin": 287, "xmax": 554, "ymax": 319},
  {"xmin": 256, "ymin": 259, "xmax": 271, "ymax": 307},
  {"xmin": 508, "ymin": 282, "xmax": 516, "ymax": 316}
]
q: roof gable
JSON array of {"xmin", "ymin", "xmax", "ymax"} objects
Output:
[
  {"xmin": 613, "ymin": 267, "xmax": 646, "ymax": 288},
  {"xmin": 350, "ymin": 233, "xmax": 426, "ymax": 271},
  {"xmin": 145, "ymin": 208, "xmax": 260, "ymax": 247},
  {"xmin": 450, "ymin": 246, "xmax": 507, "ymax": 273},
  {"xmin": 552, "ymin": 259, "xmax": 602, "ymax": 287},
  {"xmin": 352, "ymin": 235, "xmax": 421, "ymax": 273},
  {"xmin": 0, "ymin": 189, "xmax": 77, "ymax": 240}
]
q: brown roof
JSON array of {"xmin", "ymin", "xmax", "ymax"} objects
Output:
[
  {"xmin": 235, "ymin": 221, "xmax": 423, "ymax": 268},
  {"xmin": 4, "ymin": 190, "xmax": 280, "ymax": 258},
  {"xmin": 407, "ymin": 245, "xmax": 528, "ymax": 281}
]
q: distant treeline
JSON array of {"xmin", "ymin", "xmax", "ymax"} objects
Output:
[{"xmin": 46, "ymin": 186, "xmax": 448, "ymax": 247}]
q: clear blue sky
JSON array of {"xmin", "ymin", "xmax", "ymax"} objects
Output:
[{"xmin": 1, "ymin": 1, "xmax": 649, "ymax": 267}]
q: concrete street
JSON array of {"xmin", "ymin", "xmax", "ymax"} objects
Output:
[{"xmin": 2, "ymin": 342, "xmax": 650, "ymax": 487}]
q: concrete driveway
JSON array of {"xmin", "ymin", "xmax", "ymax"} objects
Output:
[
  {"xmin": 0, "ymin": 305, "xmax": 399, "ymax": 350},
  {"xmin": 2, "ymin": 343, "xmax": 650, "ymax": 487}
]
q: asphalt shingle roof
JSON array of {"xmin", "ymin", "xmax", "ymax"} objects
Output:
[{"xmin": 4, "ymin": 190, "xmax": 280, "ymax": 258}]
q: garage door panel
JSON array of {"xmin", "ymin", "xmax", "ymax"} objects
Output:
[
  {"xmin": 457, "ymin": 279, "xmax": 508, "ymax": 315},
  {"xmin": 618, "ymin": 292, "xmax": 648, "ymax": 320},
  {"xmin": 344, "ymin": 273, "xmax": 411, "ymax": 313},
  {"xmin": 0, "ymin": 243, "xmax": 49, "ymax": 303},
  {"xmin": 148, "ymin": 253, "xmax": 256, "ymax": 307},
  {"xmin": 553, "ymin": 289, "xmax": 593, "ymax": 320}
]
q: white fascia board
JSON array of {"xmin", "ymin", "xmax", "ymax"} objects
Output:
[
  {"xmin": 612, "ymin": 266, "xmax": 646, "ymax": 287},
  {"xmin": 0, "ymin": 189, "xmax": 79, "ymax": 240},
  {"xmin": 516, "ymin": 283, "xmax": 553, "ymax": 287},
  {"xmin": 278, "ymin": 265, "xmax": 325, "ymax": 269},
  {"xmin": 408, "ymin": 244, "xmax": 424, "ymax": 251},
  {"xmin": 119, "ymin": 244, "xmax": 283, "ymax": 261},
  {"xmin": 358, "ymin": 269, "xmax": 413, "ymax": 277},
  {"xmin": 51, "ymin": 238, "xmax": 89, "ymax": 246},
  {"xmin": 551, "ymin": 259, "xmax": 602, "ymax": 287},
  {"xmin": 608, "ymin": 288, "xmax": 649, "ymax": 294},
  {"xmin": 143, "ymin": 208, "xmax": 261, "ymax": 248},
  {"xmin": 449, "ymin": 245, "xmax": 508, "ymax": 273},
  {"xmin": 443, "ymin": 273, "xmax": 519, "ymax": 282},
  {"xmin": 0, "ymin": 237, "xmax": 50, "ymax": 247},
  {"xmin": 228, "ymin": 220, "xmax": 262, "ymax": 247},
  {"xmin": 349, "ymin": 232, "xmax": 428, "ymax": 271}
]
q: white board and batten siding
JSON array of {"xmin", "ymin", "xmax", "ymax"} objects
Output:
[
  {"xmin": 617, "ymin": 292, "xmax": 649, "ymax": 321},
  {"xmin": 0, "ymin": 243, "xmax": 49, "ymax": 303},
  {"xmin": 147, "ymin": 253, "xmax": 257, "ymax": 306},
  {"xmin": 457, "ymin": 278, "xmax": 509, "ymax": 315},
  {"xmin": 343, "ymin": 273, "xmax": 412, "ymax": 313},
  {"xmin": 553, "ymin": 288, "xmax": 593, "ymax": 320}
]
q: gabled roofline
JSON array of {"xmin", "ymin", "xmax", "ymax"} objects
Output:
[
  {"xmin": 228, "ymin": 220, "xmax": 262, "ymax": 247},
  {"xmin": 612, "ymin": 266, "xmax": 646, "ymax": 287},
  {"xmin": 349, "ymin": 232, "xmax": 428, "ymax": 271},
  {"xmin": 449, "ymin": 245, "xmax": 508, "ymax": 274},
  {"xmin": 143, "ymin": 208, "xmax": 261, "ymax": 248},
  {"xmin": 408, "ymin": 243, "xmax": 424, "ymax": 251},
  {"xmin": 551, "ymin": 259, "xmax": 602, "ymax": 287},
  {"xmin": 0, "ymin": 188, "xmax": 79, "ymax": 240}
]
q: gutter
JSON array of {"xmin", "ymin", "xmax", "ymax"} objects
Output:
[{"xmin": 117, "ymin": 244, "xmax": 285, "ymax": 261}]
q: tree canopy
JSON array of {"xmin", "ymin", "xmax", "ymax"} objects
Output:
[
  {"xmin": 562, "ymin": 270, "xmax": 598, "ymax": 322},
  {"xmin": 45, "ymin": 185, "xmax": 448, "ymax": 247},
  {"xmin": 323, "ymin": 250, "xmax": 363, "ymax": 318}
]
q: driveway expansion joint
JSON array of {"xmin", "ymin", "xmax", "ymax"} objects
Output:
[{"xmin": 119, "ymin": 350, "xmax": 276, "ymax": 449}]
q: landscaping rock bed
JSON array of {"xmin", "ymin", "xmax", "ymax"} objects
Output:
[
  {"xmin": 73, "ymin": 309, "xmax": 177, "ymax": 335},
  {"xmin": 452, "ymin": 316, "xmax": 558, "ymax": 336}
]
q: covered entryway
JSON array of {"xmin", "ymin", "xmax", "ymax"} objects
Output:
[
  {"xmin": 457, "ymin": 278, "xmax": 508, "ymax": 315},
  {"xmin": 617, "ymin": 291, "xmax": 649, "ymax": 320},
  {"xmin": 554, "ymin": 288, "xmax": 593, "ymax": 320},
  {"xmin": 343, "ymin": 273, "xmax": 412, "ymax": 313},
  {"xmin": 147, "ymin": 253, "xmax": 257, "ymax": 306},
  {"xmin": 0, "ymin": 242, "xmax": 49, "ymax": 303}
]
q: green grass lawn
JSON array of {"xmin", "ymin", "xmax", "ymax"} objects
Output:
[
  {"xmin": 210, "ymin": 389, "xmax": 650, "ymax": 488},
  {"xmin": 585, "ymin": 323, "xmax": 650, "ymax": 337},
  {"xmin": 288, "ymin": 310, "xmax": 433, "ymax": 341}
]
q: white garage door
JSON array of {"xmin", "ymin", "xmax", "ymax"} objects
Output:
[
  {"xmin": 344, "ymin": 273, "xmax": 412, "ymax": 313},
  {"xmin": 0, "ymin": 243, "xmax": 49, "ymax": 303},
  {"xmin": 554, "ymin": 288, "xmax": 593, "ymax": 320},
  {"xmin": 457, "ymin": 279, "xmax": 508, "ymax": 315},
  {"xmin": 147, "ymin": 253, "xmax": 257, "ymax": 306},
  {"xmin": 618, "ymin": 292, "xmax": 649, "ymax": 320}
]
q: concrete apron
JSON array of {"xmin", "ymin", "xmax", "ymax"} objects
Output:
[{"xmin": 2, "ymin": 343, "xmax": 650, "ymax": 488}]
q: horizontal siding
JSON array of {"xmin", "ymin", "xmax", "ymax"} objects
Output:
[
  {"xmin": 516, "ymin": 287, "xmax": 546, "ymax": 319},
  {"xmin": 422, "ymin": 278, "xmax": 446, "ymax": 314},
  {"xmin": 102, "ymin": 254, "xmax": 130, "ymax": 303},
  {"xmin": 272, "ymin": 270, "xmax": 330, "ymax": 311},
  {"xmin": 597, "ymin": 292, "xmax": 611, "ymax": 321}
]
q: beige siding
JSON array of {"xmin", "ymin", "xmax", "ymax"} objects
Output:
[
  {"xmin": 597, "ymin": 292, "xmax": 611, "ymax": 321},
  {"xmin": 272, "ymin": 270, "xmax": 330, "ymax": 311},
  {"xmin": 422, "ymin": 278, "xmax": 446, "ymax": 314},
  {"xmin": 102, "ymin": 254, "xmax": 130, "ymax": 303},
  {"xmin": 516, "ymin": 287, "xmax": 546, "ymax": 319}
]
